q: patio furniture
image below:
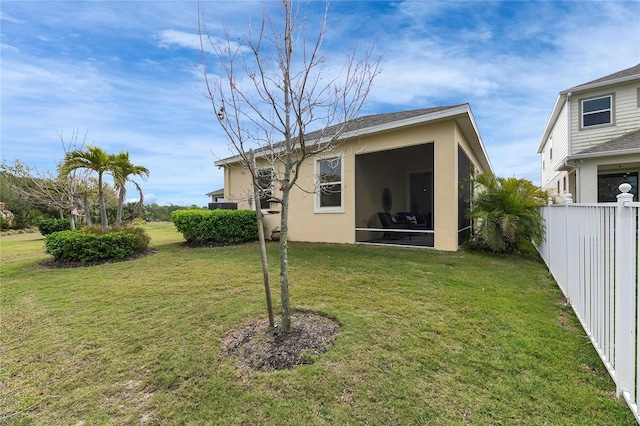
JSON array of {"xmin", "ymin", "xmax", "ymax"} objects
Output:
[
  {"xmin": 377, "ymin": 212, "xmax": 413, "ymax": 239},
  {"xmin": 396, "ymin": 212, "xmax": 429, "ymax": 230}
]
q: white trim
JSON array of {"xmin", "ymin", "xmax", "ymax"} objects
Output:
[{"xmin": 314, "ymin": 154, "xmax": 345, "ymax": 214}]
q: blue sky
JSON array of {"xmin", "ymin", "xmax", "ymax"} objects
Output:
[{"xmin": 2, "ymin": 1, "xmax": 639, "ymax": 206}]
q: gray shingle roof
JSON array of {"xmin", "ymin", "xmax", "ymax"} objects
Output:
[
  {"xmin": 567, "ymin": 63, "xmax": 640, "ymax": 92},
  {"xmin": 577, "ymin": 128, "xmax": 640, "ymax": 155},
  {"xmin": 302, "ymin": 104, "xmax": 467, "ymax": 140}
]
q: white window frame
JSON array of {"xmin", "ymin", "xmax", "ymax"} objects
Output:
[
  {"xmin": 580, "ymin": 94, "xmax": 614, "ymax": 129},
  {"xmin": 314, "ymin": 155, "xmax": 345, "ymax": 213}
]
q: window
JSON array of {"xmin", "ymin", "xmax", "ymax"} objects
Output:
[
  {"xmin": 316, "ymin": 156, "xmax": 343, "ymax": 212},
  {"xmin": 257, "ymin": 168, "xmax": 274, "ymax": 210},
  {"xmin": 581, "ymin": 95, "xmax": 613, "ymax": 128},
  {"xmin": 563, "ymin": 176, "xmax": 567, "ymax": 192}
]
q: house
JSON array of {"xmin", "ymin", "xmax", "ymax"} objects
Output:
[
  {"xmin": 206, "ymin": 188, "xmax": 225, "ymax": 202},
  {"xmin": 214, "ymin": 104, "xmax": 493, "ymax": 251},
  {"xmin": 537, "ymin": 63, "xmax": 640, "ymax": 203}
]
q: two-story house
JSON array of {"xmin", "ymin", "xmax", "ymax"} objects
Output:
[{"xmin": 537, "ymin": 63, "xmax": 640, "ymax": 203}]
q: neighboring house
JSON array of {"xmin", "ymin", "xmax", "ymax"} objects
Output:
[
  {"xmin": 206, "ymin": 188, "xmax": 225, "ymax": 203},
  {"xmin": 214, "ymin": 104, "xmax": 493, "ymax": 251},
  {"xmin": 538, "ymin": 63, "xmax": 640, "ymax": 203}
]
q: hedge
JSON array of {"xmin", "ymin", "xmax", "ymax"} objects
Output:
[
  {"xmin": 44, "ymin": 227, "xmax": 150, "ymax": 263},
  {"xmin": 38, "ymin": 218, "xmax": 71, "ymax": 236},
  {"xmin": 171, "ymin": 209, "xmax": 258, "ymax": 245}
]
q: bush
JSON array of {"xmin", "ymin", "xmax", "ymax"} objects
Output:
[
  {"xmin": 44, "ymin": 227, "xmax": 150, "ymax": 263},
  {"xmin": 171, "ymin": 209, "xmax": 258, "ymax": 245},
  {"xmin": 466, "ymin": 172, "xmax": 547, "ymax": 254},
  {"xmin": 38, "ymin": 218, "xmax": 71, "ymax": 236}
]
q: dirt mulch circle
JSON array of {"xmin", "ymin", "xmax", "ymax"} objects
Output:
[{"xmin": 221, "ymin": 311, "xmax": 340, "ymax": 372}]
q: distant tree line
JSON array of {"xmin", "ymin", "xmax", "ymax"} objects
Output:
[{"xmin": 0, "ymin": 132, "xmax": 158, "ymax": 231}]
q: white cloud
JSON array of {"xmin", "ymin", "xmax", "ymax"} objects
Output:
[{"xmin": 157, "ymin": 29, "xmax": 202, "ymax": 50}]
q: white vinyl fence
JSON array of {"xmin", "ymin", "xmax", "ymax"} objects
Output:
[{"xmin": 538, "ymin": 184, "xmax": 640, "ymax": 424}]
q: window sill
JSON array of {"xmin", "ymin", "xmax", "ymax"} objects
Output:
[{"xmin": 314, "ymin": 208, "xmax": 345, "ymax": 214}]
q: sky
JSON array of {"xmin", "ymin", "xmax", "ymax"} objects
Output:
[{"xmin": 2, "ymin": 1, "xmax": 639, "ymax": 207}]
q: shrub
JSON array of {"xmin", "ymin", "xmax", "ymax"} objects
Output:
[
  {"xmin": 38, "ymin": 218, "xmax": 71, "ymax": 236},
  {"xmin": 171, "ymin": 209, "xmax": 258, "ymax": 245},
  {"xmin": 466, "ymin": 172, "xmax": 547, "ymax": 254},
  {"xmin": 44, "ymin": 227, "xmax": 150, "ymax": 263}
]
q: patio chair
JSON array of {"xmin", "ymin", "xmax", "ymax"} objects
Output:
[
  {"xmin": 397, "ymin": 212, "xmax": 428, "ymax": 230},
  {"xmin": 377, "ymin": 212, "xmax": 412, "ymax": 240}
]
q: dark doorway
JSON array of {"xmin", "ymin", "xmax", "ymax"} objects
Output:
[
  {"xmin": 597, "ymin": 172, "xmax": 638, "ymax": 202},
  {"xmin": 410, "ymin": 172, "xmax": 433, "ymax": 229}
]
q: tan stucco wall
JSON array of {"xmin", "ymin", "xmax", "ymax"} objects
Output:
[{"xmin": 222, "ymin": 118, "xmax": 488, "ymax": 250}]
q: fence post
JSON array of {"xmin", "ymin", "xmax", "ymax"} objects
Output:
[
  {"xmin": 615, "ymin": 183, "xmax": 634, "ymax": 398},
  {"xmin": 565, "ymin": 193, "xmax": 573, "ymax": 303}
]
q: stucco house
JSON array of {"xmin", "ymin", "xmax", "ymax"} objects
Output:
[
  {"xmin": 537, "ymin": 63, "xmax": 640, "ymax": 203},
  {"xmin": 215, "ymin": 104, "xmax": 492, "ymax": 251}
]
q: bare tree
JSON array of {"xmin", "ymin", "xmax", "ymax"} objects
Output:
[
  {"xmin": 199, "ymin": 0, "xmax": 381, "ymax": 332},
  {"xmin": 0, "ymin": 129, "xmax": 94, "ymax": 229}
]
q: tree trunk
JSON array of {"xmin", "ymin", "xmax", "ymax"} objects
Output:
[
  {"xmin": 98, "ymin": 172, "xmax": 109, "ymax": 233},
  {"xmin": 251, "ymin": 150, "xmax": 275, "ymax": 328},
  {"xmin": 279, "ymin": 183, "xmax": 291, "ymax": 333},
  {"xmin": 116, "ymin": 187, "xmax": 125, "ymax": 230},
  {"xmin": 83, "ymin": 192, "xmax": 93, "ymax": 227}
]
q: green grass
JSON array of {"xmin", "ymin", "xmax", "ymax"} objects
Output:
[{"xmin": 1, "ymin": 223, "xmax": 635, "ymax": 425}]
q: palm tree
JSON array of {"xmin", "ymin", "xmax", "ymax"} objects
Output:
[
  {"xmin": 111, "ymin": 152, "xmax": 149, "ymax": 230},
  {"xmin": 59, "ymin": 146, "xmax": 113, "ymax": 233},
  {"xmin": 466, "ymin": 172, "xmax": 548, "ymax": 254}
]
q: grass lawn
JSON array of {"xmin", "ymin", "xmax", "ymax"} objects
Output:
[{"xmin": 1, "ymin": 223, "xmax": 635, "ymax": 425}]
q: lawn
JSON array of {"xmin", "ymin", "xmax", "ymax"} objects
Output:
[{"xmin": 1, "ymin": 223, "xmax": 635, "ymax": 425}]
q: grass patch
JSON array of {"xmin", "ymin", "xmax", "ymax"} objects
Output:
[{"xmin": 1, "ymin": 223, "xmax": 634, "ymax": 425}]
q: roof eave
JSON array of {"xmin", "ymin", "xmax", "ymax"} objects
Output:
[
  {"xmin": 566, "ymin": 147, "xmax": 640, "ymax": 161},
  {"xmin": 560, "ymin": 74, "xmax": 640, "ymax": 96}
]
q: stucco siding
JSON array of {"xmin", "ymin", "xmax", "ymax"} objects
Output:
[{"xmin": 570, "ymin": 81, "xmax": 640, "ymax": 153}]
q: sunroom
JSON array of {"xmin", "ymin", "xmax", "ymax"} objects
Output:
[{"xmin": 353, "ymin": 142, "xmax": 473, "ymax": 249}]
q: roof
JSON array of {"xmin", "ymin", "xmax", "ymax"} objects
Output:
[
  {"xmin": 564, "ymin": 63, "xmax": 640, "ymax": 93},
  {"xmin": 215, "ymin": 104, "xmax": 493, "ymax": 172},
  {"xmin": 206, "ymin": 188, "xmax": 224, "ymax": 197},
  {"xmin": 568, "ymin": 128, "xmax": 640, "ymax": 160}
]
